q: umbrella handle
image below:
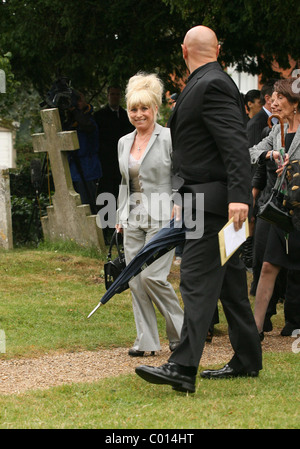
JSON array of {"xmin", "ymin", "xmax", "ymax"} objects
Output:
[{"xmin": 268, "ymin": 114, "xmax": 285, "ymax": 148}]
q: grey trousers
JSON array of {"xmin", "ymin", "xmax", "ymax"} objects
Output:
[{"xmin": 124, "ymin": 215, "xmax": 184, "ymax": 351}]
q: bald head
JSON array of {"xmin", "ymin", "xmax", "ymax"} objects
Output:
[{"xmin": 182, "ymin": 26, "xmax": 220, "ymax": 73}]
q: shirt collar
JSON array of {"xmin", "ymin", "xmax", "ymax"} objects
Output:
[
  {"xmin": 263, "ymin": 106, "xmax": 272, "ymax": 117},
  {"xmin": 263, "ymin": 106, "xmax": 278, "ymax": 124}
]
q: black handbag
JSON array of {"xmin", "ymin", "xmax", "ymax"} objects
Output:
[
  {"xmin": 257, "ymin": 166, "xmax": 294, "ymax": 233},
  {"xmin": 283, "ymin": 159, "xmax": 300, "ymax": 230},
  {"xmin": 104, "ymin": 230, "xmax": 126, "ymax": 289}
]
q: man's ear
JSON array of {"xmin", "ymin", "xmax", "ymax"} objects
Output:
[
  {"xmin": 181, "ymin": 43, "xmax": 188, "ymax": 61},
  {"xmin": 264, "ymin": 94, "xmax": 271, "ymax": 108}
]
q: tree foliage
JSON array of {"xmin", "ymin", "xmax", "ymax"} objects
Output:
[
  {"xmin": 0, "ymin": 0, "xmax": 186, "ymax": 102},
  {"xmin": 0, "ymin": 0, "xmax": 299, "ymax": 111},
  {"xmin": 164, "ymin": 0, "xmax": 300, "ymax": 81}
]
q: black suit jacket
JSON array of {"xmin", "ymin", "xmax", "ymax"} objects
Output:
[
  {"xmin": 169, "ymin": 61, "xmax": 251, "ymax": 216},
  {"xmin": 246, "ymin": 107, "xmax": 269, "ymax": 147}
]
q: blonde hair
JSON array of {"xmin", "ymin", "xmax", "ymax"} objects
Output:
[{"xmin": 126, "ymin": 72, "xmax": 164, "ymax": 119}]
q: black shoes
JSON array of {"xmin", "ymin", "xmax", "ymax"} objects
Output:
[
  {"xmin": 135, "ymin": 362, "xmax": 196, "ymax": 393},
  {"xmin": 200, "ymin": 364, "xmax": 259, "ymax": 379},
  {"xmin": 129, "ymin": 342, "xmax": 179, "ymax": 356},
  {"xmin": 135, "ymin": 362, "xmax": 259, "ymax": 392},
  {"xmin": 128, "ymin": 348, "xmax": 155, "ymax": 357}
]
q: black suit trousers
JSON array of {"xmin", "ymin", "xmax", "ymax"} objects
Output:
[{"xmin": 169, "ymin": 212, "xmax": 262, "ymax": 372}]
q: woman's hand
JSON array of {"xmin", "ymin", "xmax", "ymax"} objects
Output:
[
  {"xmin": 267, "ymin": 150, "xmax": 289, "ymax": 176},
  {"xmin": 115, "ymin": 224, "xmax": 123, "ymax": 234},
  {"xmin": 275, "ymin": 152, "xmax": 289, "ymax": 176},
  {"xmin": 171, "ymin": 204, "xmax": 182, "ymax": 222},
  {"xmin": 271, "ymin": 150, "xmax": 289, "ymax": 166}
]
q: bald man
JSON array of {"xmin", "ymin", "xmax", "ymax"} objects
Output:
[{"xmin": 136, "ymin": 26, "xmax": 262, "ymax": 393}]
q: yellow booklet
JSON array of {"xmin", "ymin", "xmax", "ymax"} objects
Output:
[{"xmin": 218, "ymin": 217, "xmax": 249, "ymax": 266}]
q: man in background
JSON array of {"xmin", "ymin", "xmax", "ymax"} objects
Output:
[
  {"xmin": 94, "ymin": 86, "xmax": 134, "ymax": 203},
  {"xmin": 246, "ymin": 81, "xmax": 276, "ymax": 147}
]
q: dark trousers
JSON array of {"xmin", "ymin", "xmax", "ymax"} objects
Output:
[{"xmin": 169, "ymin": 213, "xmax": 262, "ymax": 372}]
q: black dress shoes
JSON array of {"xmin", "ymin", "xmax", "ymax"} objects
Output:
[
  {"xmin": 135, "ymin": 362, "xmax": 196, "ymax": 393},
  {"xmin": 200, "ymin": 364, "xmax": 259, "ymax": 379},
  {"xmin": 128, "ymin": 348, "xmax": 155, "ymax": 357}
]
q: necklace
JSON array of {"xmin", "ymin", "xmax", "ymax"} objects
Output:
[{"xmin": 135, "ymin": 130, "xmax": 153, "ymax": 152}]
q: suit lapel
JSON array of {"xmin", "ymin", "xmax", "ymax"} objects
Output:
[
  {"xmin": 139, "ymin": 123, "xmax": 161, "ymax": 164},
  {"xmin": 119, "ymin": 123, "xmax": 161, "ymax": 172}
]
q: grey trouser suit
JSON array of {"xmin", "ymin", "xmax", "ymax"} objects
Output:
[
  {"xmin": 117, "ymin": 124, "xmax": 184, "ymax": 351},
  {"xmin": 124, "ymin": 212, "xmax": 183, "ymax": 351}
]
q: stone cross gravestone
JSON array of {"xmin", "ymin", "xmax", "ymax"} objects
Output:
[
  {"xmin": 0, "ymin": 124, "xmax": 15, "ymax": 250},
  {"xmin": 32, "ymin": 108, "xmax": 105, "ymax": 251}
]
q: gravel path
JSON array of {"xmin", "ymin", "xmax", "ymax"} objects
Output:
[{"xmin": 0, "ymin": 330, "xmax": 292, "ymax": 395}]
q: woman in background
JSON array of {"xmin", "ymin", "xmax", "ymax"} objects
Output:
[{"xmin": 249, "ymin": 77, "xmax": 300, "ymax": 340}]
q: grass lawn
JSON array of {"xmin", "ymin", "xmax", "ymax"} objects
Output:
[{"xmin": 0, "ymin": 244, "xmax": 299, "ymax": 429}]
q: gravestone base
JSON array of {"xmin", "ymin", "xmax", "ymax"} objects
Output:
[{"xmin": 41, "ymin": 193, "xmax": 105, "ymax": 249}]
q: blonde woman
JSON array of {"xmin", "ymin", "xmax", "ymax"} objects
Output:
[{"xmin": 116, "ymin": 72, "xmax": 183, "ymax": 357}]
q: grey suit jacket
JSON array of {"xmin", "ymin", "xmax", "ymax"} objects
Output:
[
  {"xmin": 116, "ymin": 123, "xmax": 173, "ymax": 226},
  {"xmin": 249, "ymin": 123, "xmax": 300, "ymax": 164}
]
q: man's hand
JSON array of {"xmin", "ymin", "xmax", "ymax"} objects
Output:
[{"xmin": 228, "ymin": 203, "xmax": 249, "ymax": 231}]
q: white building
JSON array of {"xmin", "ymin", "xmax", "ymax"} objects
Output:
[{"xmin": 227, "ymin": 64, "xmax": 259, "ymax": 94}]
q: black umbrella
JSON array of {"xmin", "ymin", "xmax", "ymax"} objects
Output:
[{"xmin": 87, "ymin": 218, "xmax": 186, "ymax": 318}]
